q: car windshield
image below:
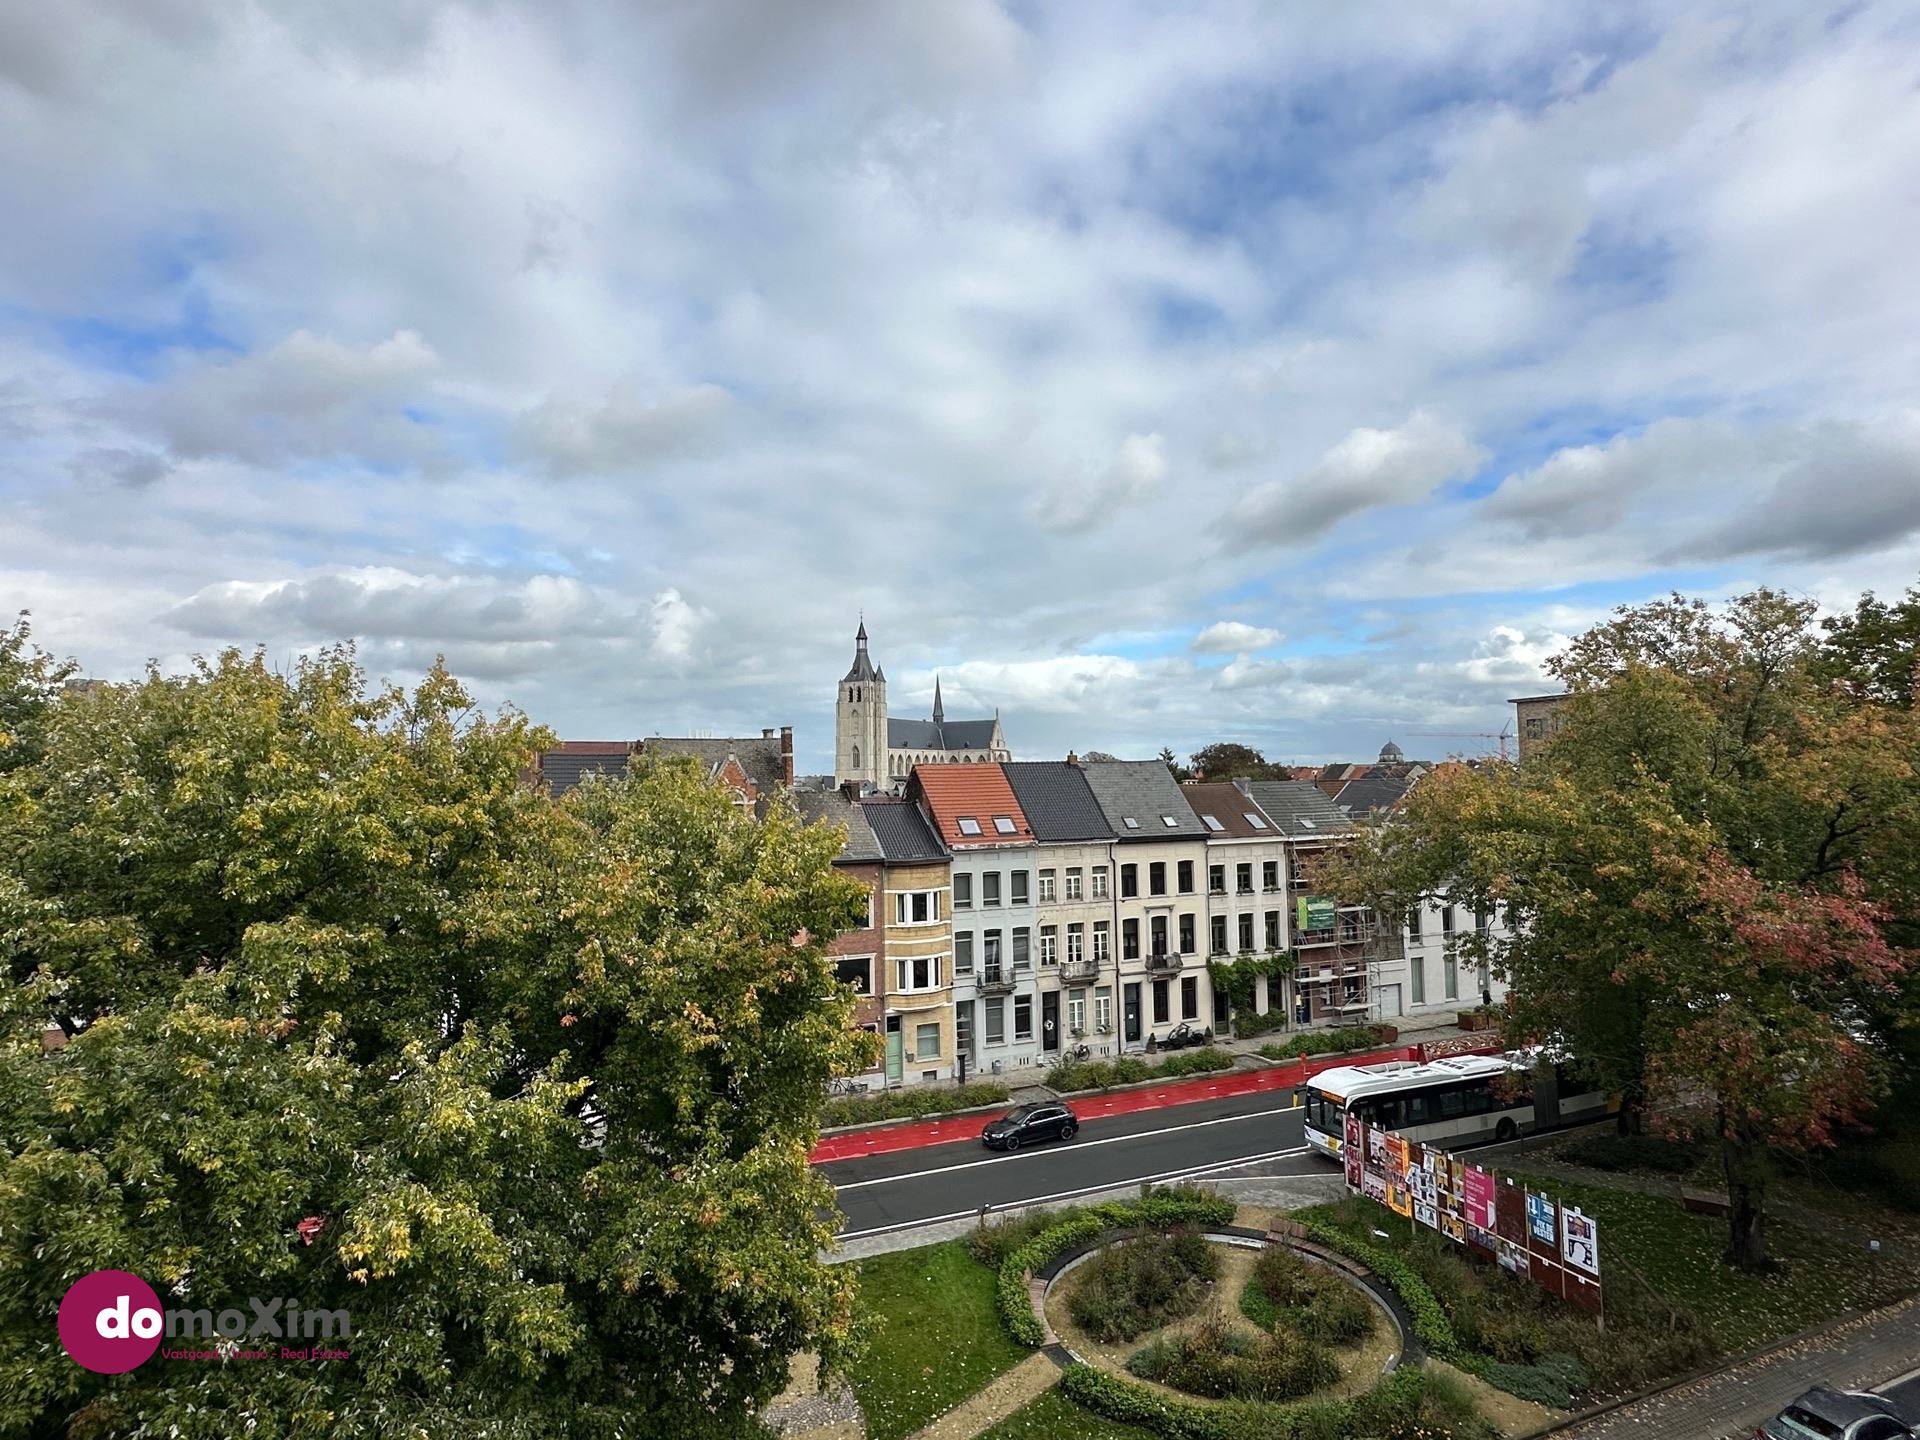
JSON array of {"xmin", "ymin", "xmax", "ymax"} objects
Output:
[
  {"xmin": 1006, "ymin": 1105, "xmax": 1041, "ymax": 1121},
  {"xmin": 1776, "ymin": 1406, "xmax": 1845, "ymax": 1439}
]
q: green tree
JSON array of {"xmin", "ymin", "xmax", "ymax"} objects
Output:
[
  {"xmin": 1157, "ymin": 747, "xmax": 1191, "ymax": 781},
  {"xmin": 1319, "ymin": 586, "xmax": 1916, "ymax": 1272},
  {"xmin": 0, "ymin": 613, "xmax": 76, "ymax": 775},
  {"xmin": 0, "ymin": 648, "xmax": 876, "ymax": 1437},
  {"xmin": 1187, "ymin": 742, "xmax": 1271, "ymax": 780}
]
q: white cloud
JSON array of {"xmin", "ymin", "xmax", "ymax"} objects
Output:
[
  {"xmin": 647, "ymin": 587, "xmax": 709, "ymax": 665},
  {"xmin": 514, "ymin": 380, "xmax": 732, "ymax": 477},
  {"xmin": 1192, "ymin": 620, "xmax": 1282, "ymax": 654},
  {"xmin": 1035, "ymin": 431, "xmax": 1167, "ymax": 529},
  {"xmin": 1224, "ymin": 412, "xmax": 1487, "ymax": 549}
]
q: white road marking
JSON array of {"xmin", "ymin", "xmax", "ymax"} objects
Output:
[
  {"xmin": 830, "ymin": 1105, "xmax": 1305, "ymax": 1192},
  {"xmin": 835, "ymin": 1145, "xmax": 1317, "ymax": 1240}
]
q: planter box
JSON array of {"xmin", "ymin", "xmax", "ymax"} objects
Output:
[
  {"xmin": 1681, "ymin": 1186, "xmax": 1731, "ymax": 1217},
  {"xmin": 1457, "ymin": 1012, "xmax": 1498, "ymax": 1032}
]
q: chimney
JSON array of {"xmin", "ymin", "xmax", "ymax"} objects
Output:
[
  {"xmin": 1066, "ymin": 751, "xmax": 1079, "ymax": 767},
  {"xmin": 841, "ymin": 778, "xmax": 862, "ymax": 802},
  {"xmin": 762, "ymin": 727, "xmax": 775, "ymax": 739},
  {"xmin": 780, "ymin": 725, "xmax": 794, "ymax": 786},
  {"xmin": 1233, "ymin": 777, "xmax": 1253, "ymax": 797}
]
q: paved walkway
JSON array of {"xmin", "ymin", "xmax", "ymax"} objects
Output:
[
  {"xmin": 905, "ymin": 1351, "xmax": 1061, "ymax": 1440},
  {"xmin": 1556, "ymin": 1294, "xmax": 1920, "ymax": 1439}
]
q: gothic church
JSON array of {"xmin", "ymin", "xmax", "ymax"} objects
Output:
[{"xmin": 834, "ymin": 622, "xmax": 1010, "ymax": 788}]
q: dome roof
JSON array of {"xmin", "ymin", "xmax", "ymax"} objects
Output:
[{"xmin": 1378, "ymin": 739, "xmax": 1405, "ymax": 763}]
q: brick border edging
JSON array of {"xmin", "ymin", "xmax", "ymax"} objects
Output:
[{"xmin": 1511, "ymin": 1291, "xmax": 1920, "ymax": 1438}]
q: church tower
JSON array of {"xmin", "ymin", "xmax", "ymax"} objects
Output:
[{"xmin": 835, "ymin": 621, "xmax": 887, "ymax": 788}]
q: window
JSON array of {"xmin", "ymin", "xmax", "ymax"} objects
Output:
[
  {"xmin": 1123, "ymin": 918, "xmax": 1140, "ymax": 959},
  {"xmin": 913, "ymin": 1023, "xmax": 939, "ymax": 1061},
  {"xmin": 835, "ymin": 956, "xmax": 873, "ymax": 994},
  {"xmin": 1039, "ymin": 925, "xmax": 1058, "ymax": 965},
  {"xmin": 1263, "ymin": 860, "xmax": 1280, "ymax": 892},
  {"xmin": 1092, "ymin": 866, "xmax": 1109, "ymax": 898},
  {"xmin": 985, "ymin": 997, "xmax": 1005, "ymax": 1045},
  {"xmin": 1208, "ymin": 864, "xmax": 1226, "ymax": 895},
  {"xmin": 1179, "ymin": 913, "xmax": 1196, "ymax": 954},
  {"xmin": 1343, "ymin": 973, "xmax": 1363, "ymax": 1005},
  {"xmin": 1265, "ymin": 911, "xmax": 1281, "ymax": 950},
  {"xmin": 895, "ymin": 954, "xmax": 944, "ymax": 992},
  {"xmin": 953, "ymin": 932, "xmax": 974, "ymax": 975},
  {"xmin": 894, "ymin": 889, "xmax": 941, "ymax": 924},
  {"xmin": 1411, "ymin": 955, "xmax": 1426, "ymax": 1005},
  {"xmin": 957, "ymin": 816, "xmax": 981, "ymax": 836},
  {"xmin": 953, "ymin": 873, "xmax": 972, "ymax": 908},
  {"xmin": 1012, "ymin": 927, "xmax": 1031, "ymax": 971},
  {"xmin": 1236, "ymin": 863, "xmax": 1253, "ymax": 895},
  {"xmin": 1067, "ymin": 990, "xmax": 1086, "ymax": 1034},
  {"xmin": 1178, "ymin": 859, "xmax": 1195, "ymax": 894},
  {"xmin": 1066, "ymin": 923, "xmax": 1085, "ymax": 965},
  {"xmin": 982, "ymin": 872, "xmax": 1001, "ymax": 906},
  {"xmin": 1407, "ymin": 906, "xmax": 1422, "ymax": 940},
  {"xmin": 1121, "ymin": 864, "xmax": 1138, "ymax": 898},
  {"xmin": 1442, "ymin": 905, "xmax": 1455, "ymax": 937},
  {"xmin": 1038, "ymin": 869, "xmax": 1056, "ymax": 902},
  {"xmin": 1065, "ymin": 867, "xmax": 1083, "ymax": 900},
  {"xmin": 993, "ymin": 816, "xmax": 1017, "ymax": 835},
  {"xmin": 1181, "ymin": 975, "xmax": 1198, "ymax": 1020},
  {"xmin": 1244, "ymin": 813, "xmax": 1269, "ymax": 830},
  {"xmin": 1123, "ymin": 817, "xmax": 1140, "ymax": 830},
  {"xmin": 1210, "ymin": 915, "xmax": 1228, "ymax": 955},
  {"xmin": 1093, "ymin": 921, "xmax": 1110, "ymax": 963},
  {"xmin": 1475, "ymin": 904, "xmax": 1490, "ymax": 934},
  {"xmin": 1011, "ymin": 871, "xmax": 1029, "ymax": 905},
  {"xmin": 1443, "ymin": 952, "xmax": 1458, "ymax": 1001},
  {"xmin": 1201, "ymin": 814, "xmax": 1224, "ymax": 832},
  {"xmin": 1152, "ymin": 980, "xmax": 1170, "ymax": 1024},
  {"xmin": 1525, "ymin": 716, "xmax": 1547, "ymax": 740},
  {"xmin": 1150, "ymin": 914, "xmax": 1169, "ymax": 957},
  {"xmin": 1094, "ymin": 987, "xmax": 1113, "ymax": 1032},
  {"xmin": 1014, "ymin": 995, "xmax": 1033, "ymax": 1040},
  {"xmin": 1238, "ymin": 913, "xmax": 1255, "ymax": 953},
  {"xmin": 1161, "ymin": 815, "xmax": 1179, "ymax": 828},
  {"xmin": 983, "ymin": 931, "xmax": 1002, "ymax": 978},
  {"xmin": 1149, "ymin": 862, "xmax": 1167, "ymax": 896}
]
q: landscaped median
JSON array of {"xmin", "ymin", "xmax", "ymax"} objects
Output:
[{"xmin": 1044, "ymin": 1047, "xmax": 1237, "ymax": 1093}]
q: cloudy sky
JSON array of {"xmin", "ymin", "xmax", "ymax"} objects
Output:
[{"xmin": 4, "ymin": 1, "xmax": 1919, "ymax": 771}]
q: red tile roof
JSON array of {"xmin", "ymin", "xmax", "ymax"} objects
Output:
[{"xmin": 910, "ymin": 764, "xmax": 1034, "ymax": 847}]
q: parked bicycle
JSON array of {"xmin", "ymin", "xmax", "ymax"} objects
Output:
[{"xmin": 1067, "ymin": 1040, "xmax": 1092, "ymax": 1062}]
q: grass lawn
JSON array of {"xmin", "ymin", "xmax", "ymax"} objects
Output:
[
  {"xmin": 846, "ymin": 1241, "xmax": 1027, "ymax": 1440},
  {"xmin": 1503, "ymin": 1169, "xmax": 1918, "ymax": 1353},
  {"xmin": 975, "ymin": 1384, "xmax": 1159, "ymax": 1440}
]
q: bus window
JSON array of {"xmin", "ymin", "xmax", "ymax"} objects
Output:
[
  {"xmin": 1402, "ymin": 1092, "xmax": 1432, "ymax": 1127},
  {"xmin": 1461, "ymin": 1081, "xmax": 1493, "ymax": 1115},
  {"xmin": 1434, "ymin": 1085, "xmax": 1467, "ymax": 1120}
]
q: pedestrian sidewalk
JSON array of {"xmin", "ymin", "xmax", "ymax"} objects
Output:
[{"xmin": 1553, "ymin": 1294, "xmax": 1920, "ymax": 1439}]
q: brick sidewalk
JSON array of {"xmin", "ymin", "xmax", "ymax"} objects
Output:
[{"xmin": 1555, "ymin": 1294, "xmax": 1920, "ymax": 1439}]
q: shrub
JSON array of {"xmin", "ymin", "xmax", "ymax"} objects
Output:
[
  {"xmin": 1256, "ymin": 1026, "xmax": 1395, "ymax": 1062},
  {"xmin": 994, "ymin": 1186, "xmax": 1237, "ymax": 1346},
  {"xmin": 821, "ymin": 1079, "xmax": 1010, "ymax": 1128},
  {"xmin": 1228, "ymin": 1009, "xmax": 1291, "ymax": 1038},
  {"xmin": 1240, "ymin": 1248, "xmax": 1374, "ymax": 1345},
  {"xmin": 1129, "ymin": 1317, "xmax": 1339, "ymax": 1402},
  {"xmin": 1047, "ymin": 1048, "xmax": 1235, "ymax": 1092},
  {"xmin": 1293, "ymin": 1218, "xmax": 1462, "ymax": 1363},
  {"xmin": 1478, "ymin": 1352, "xmax": 1589, "ymax": 1409},
  {"xmin": 1069, "ymin": 1231, "xmax": 1222, "ymax": 1342},
  {"xmin": 1559, "ymin": 1133, "xmax": 1701, "ymax": 1175}
]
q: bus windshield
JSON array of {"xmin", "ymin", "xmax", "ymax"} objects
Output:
[{"xmin": 1304, "ymin": 1088, "xmax": 1346, "ymax": 1135}]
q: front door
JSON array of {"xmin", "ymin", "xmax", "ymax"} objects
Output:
[
  {"xmin": 1041, "ymin": 991, "xmax": 1060, "ymax": 1052},
  {"xmin": 884, "ymin": 1016, "xmax": 904, "ymax": 1084},
  {"xmin": 1123, "ymin": 983, "xmax": 1142, "ymax": 1045},
  {"xmin": 1212, "ymin": 987, "xmax": 1230, "ymax": 1028},
  {"xmin": 1378, "ymin": 983, "xmax": 1402, "ymax": 1018}
]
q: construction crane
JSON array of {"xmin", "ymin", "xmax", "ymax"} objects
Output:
[{"xmin": 1406, "ymin": 722, "xmax": 1512, "ymax": 762}]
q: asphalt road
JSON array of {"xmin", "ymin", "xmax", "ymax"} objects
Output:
[
  {"xmin": 823, "ymin": 1085, "xmax": 1333, "ymax": 1237},
  {"xmin": 1882, "ymin": 1371, "xmax": 1920, "ymax": 1424}
]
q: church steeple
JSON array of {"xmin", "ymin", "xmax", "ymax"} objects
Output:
[
  {"xmin": 842, "ymin": 619, "xmax": 878, "ymax": 683},
  {"xmin": 836, "ymin": 617, "xmax": 887, "ymax": 788},
  {"xmin": 932, "ymin": 674, "xmax": 944, "ymax": 724}
]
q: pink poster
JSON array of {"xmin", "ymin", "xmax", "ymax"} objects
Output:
[{"xmin": 1463, "ymin": 1164, "xmax": 1496, "ymax": 1230}]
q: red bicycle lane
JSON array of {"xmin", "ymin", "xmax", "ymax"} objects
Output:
[{"xmin": 808, "ymin": 1042, "xmax": 1476, "ymax": 1164}]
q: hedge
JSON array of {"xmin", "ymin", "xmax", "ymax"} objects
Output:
[
  {"xmin": 994, "ymin": 1188, "xmax": 1237, "ymax": 1347},
  {"xmin": 1255, "ymin": 1026, "xmax": 1395, "ymax": 1062},
  {"xmin": 821, "ymin": 1079, "xmax": 1010, "ymax": 1129},
  {"xmin": 1047, "ymin": 1047, "xmax": 1236, "ymax": 1093}
]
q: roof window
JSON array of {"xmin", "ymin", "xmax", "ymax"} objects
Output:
[
  {"xmin": 1244, "ymin": 813, "xmax": 1269, "ymax": 830},
  {"xmin": 957, "ymin": 817, "xmax": 982, "ymax": 835},
  {"xmin": 1123, "ymin": 817, "xmax": 1140, "ymax": 829},
  {"xmin": 992, "ymin": 816, "xmax": 1016, "ymax": 835},
  {"xmin": 1201, "ymin": 814, "xmax": 1224, "ymax": 832},
  {"xmin": 1161, "ymin": 815, "xmax": 1179, "ymax": 827}
]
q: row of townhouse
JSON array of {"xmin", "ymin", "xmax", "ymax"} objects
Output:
[{"xmin": 796, "ymin": 756, "xmax": 1498, "ymax": 1090}]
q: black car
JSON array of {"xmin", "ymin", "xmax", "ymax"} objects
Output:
[
  {"xmin": 981, "ymin": 1102, "xmax": 1079, "ymax": 1151},
  {"xmin": 1157, "ymin": 1022, "xmax": 1210, "ymax": 1050},
  {"xmin": 1756, "ymin": 1387, "xmax": 1914, "ymax": 1440}
]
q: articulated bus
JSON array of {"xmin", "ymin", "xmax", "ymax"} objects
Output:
[{"xmin": 1302, "ymin": 1051, "xmax": 1616, "ymax": 1162}]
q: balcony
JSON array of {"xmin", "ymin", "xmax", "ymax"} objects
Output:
[
  {"xmin": 1057, "ymin": 957, "xmax": 1098, "ymax": 982},
  {"xmin": 1146, "ymin": 951, "xmax": 1182, "ymax": 973},
  {"xmin": 977, "ymin": 967, "xmax": 1015, "ymax": 994}
]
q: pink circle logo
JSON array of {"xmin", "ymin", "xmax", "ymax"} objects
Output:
[{"xmin": 58, "ymin": 1270, "xmax": 163, "ymax": 1373}]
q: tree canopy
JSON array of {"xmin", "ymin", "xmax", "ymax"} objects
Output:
[
  {"xmin": 0, "ymin": 640, "xmax": 876, "ymax": 1437},
  {"xmin": 1318, "ymin": 586, "xmax": 1917, "ymax": 1271}
]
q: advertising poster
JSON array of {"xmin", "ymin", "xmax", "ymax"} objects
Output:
[
  {"xmin": 1441, "ymin": 1212, "xmax": 1467, "ymax": 1244},
  {"xmin": 1384, "ymin": 1134, "xmax": 1412, "ymax": 1216},
  {"xmin": 1526, "ymin": 1193, "xmax": 1559, "ymax": 1248},
  {"xmin": 1462, "ymin": 1164, "xmax": 1497, "ymax": 1231},
  {"xmin": 1344, "ymin": 1112, "xmax": 1364, "ymax": 1189},
  {"xmin": 1497, "ymin": 1238, "xmax": 1530, "ymax": 1276},
  {"xmin": 1562, "ymin": 1207, "xmax": 1600, "ymax": 1277},
  {"xmin": 1361, "ymin": 1166, "xmax": 1387, "ymax": 1204},
  {"xmin": 1495, "ymin": 1181, "xmax": 1527, "ymax": 1248}
]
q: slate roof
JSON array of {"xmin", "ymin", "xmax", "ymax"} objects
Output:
[
  {"xmin": 1081, "ymin": 761, "xmax": 1206, "ymax": 840},
  {"xmin": 860, "ymin": 798, "xmax": 948, "ymax": 864},
  {"xmin": 1333, "ymin": 774, "xmax": 1414, "ymax": 817},
  {"xmin": 644, "ymin": 736, "xmax": 786, "ymax": 797},
  {"xmin": 538, "ymin": 741, "xmax": 634, "ymax": 796},
  {"xmin": 1179, "ymin": 781, "xmax": 1280, "ymax": 839},
  {"xmin": 793, "ymin": 787, "xmax": 884, "ymax": 864},
  {"xmin": 1244, "ymin": 780, "xmax": 1354, "ymax": 838},
  {"xmin": 1002, "ymin": 761, "xmax": 1115, "ymax": 842},
  {"xmin": 911, "ymin": 765, "xmax": 1034, "ymax": 847},
  {"xmin": 887, "ymin": 716, "xmax": 999, "ymax": 752},
  {"xmin": 842, "ymin": 621, "xmax": 881, "ymax": 683}
]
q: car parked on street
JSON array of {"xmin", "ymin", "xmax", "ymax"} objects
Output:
[
  {"xmin": 1755, "ymin": 1387, "xmax": 1915, "ymax": 1440},
  {"xmin": 981, "ymin": 1102, "xmax": 1079, "ymax": 1151}
]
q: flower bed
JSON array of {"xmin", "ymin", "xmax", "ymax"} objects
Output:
[
  {"xmin": 1126, "ymin": 1316, "xmax": 1338, "ymax": 1403},
  {"xmin": 1070, "ymin": 1231, "xmax": 1222, "ymax": 1342}
]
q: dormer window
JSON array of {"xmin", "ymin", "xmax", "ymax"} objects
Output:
[
  {"xmin": 992, "ymin": 816, "xmax": 1016, "ymax": 835},
  {"xmin": 1244, "ymin": 813, "xmax": 1268, "ymax": 830},
  {"xmin": 957, "ymin": 817, "xmax": 982, "ymax": 836},
  {"xmin": 1201, "ymin": 814, "xmax": 1224, "ymax": 832}
]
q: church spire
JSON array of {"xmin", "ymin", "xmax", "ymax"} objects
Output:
[
  {"xmin": 842, "ymin": 618, "xmax": 878, "ymax": 683},
  {"xmin": 932, "ymin": 674, "xmax": 944, "ymax": 723}
]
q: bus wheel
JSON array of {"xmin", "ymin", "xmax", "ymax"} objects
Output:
[{"xmin": 1495, "ymin": 1118, "xmax": 1518, "ymax": 1143}]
